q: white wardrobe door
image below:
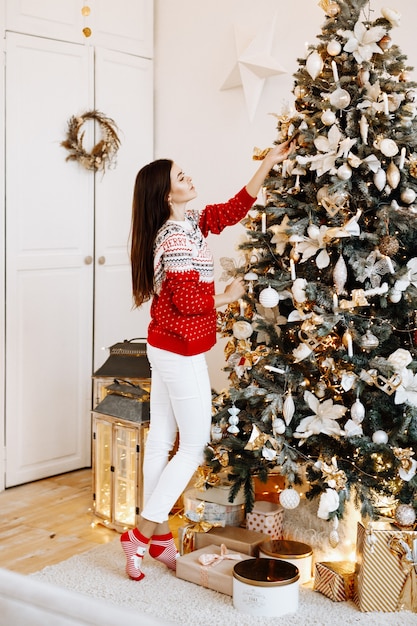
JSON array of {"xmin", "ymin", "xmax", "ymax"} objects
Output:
[
  {"xmin": 93, "ymin": 48, "xmax": 153, "ymax": 370},
  {"xmin": 5, "ymin": 32, "xmax": 94, "ymax": 486}
]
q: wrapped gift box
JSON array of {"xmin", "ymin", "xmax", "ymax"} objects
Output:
[
  {"xmin": 194, "ymin": 525, "xmax": 270, "ymax": 556},
  {"xmin": 354, "ymin": 520, "xmax": 417, "ymax": 612},
  {"xmin": 178, "ymin": 521, "xmax": 225, "ymax": 555},
  {"xmin": 314, "ymin": 561, "xmax": 356, "ymax": 602},
  {"xmin": 195, "ymin": 484, "xmax": 245, "ymax": 506},
  {"xmin": 176, "ymin": 544, "xmax": 252, "ymax": 596},
  {"xmin": 246, "ymin": 500, "xmax": 284, "ymax": 539},
  {"xmin": 184, "ymin": 488, "xmax": 245, "ymax": 527}
]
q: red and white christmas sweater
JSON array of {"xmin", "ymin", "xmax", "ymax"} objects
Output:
[{"xmin": 147, "ymin": 186, "xmax": 256, "ymax": 356}]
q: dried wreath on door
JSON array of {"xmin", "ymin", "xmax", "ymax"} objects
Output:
[{"xmin": 61, "ymin": 110, "xmax": 121, "ymax": 172}]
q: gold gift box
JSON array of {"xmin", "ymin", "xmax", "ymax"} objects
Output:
[
  {"xmin": 314, "ymin": 561, "xmax": 356, "ymax": 602},
  {"xmin": 354, "ymin": 521, "xmax": 417, "ymax": 612},
  {"xmin": 194, "ymin": 525, "xmax": 270, "ymax": 556}
]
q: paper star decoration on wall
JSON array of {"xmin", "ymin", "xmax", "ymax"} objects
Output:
[{"xmin": 221, "ymin": 14, "xmax": 287, "ymax": 121}]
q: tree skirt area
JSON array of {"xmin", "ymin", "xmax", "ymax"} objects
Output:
[{"xmin": 31, "ymin": 539, "xmax": 415, "ymax": 626}]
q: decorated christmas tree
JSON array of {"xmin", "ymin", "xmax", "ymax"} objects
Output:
[{"xmin": 204, "ymin": 0, "xmax": 417, "ymax": 532}]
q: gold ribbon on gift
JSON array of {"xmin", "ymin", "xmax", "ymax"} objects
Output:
[
  {"xmin": 388, "ymin": 535, "xmax": 417, "ymax": 612},
  {"xmin": 180, "ymin": 502, "xmax": 224, "ymax": 555},
  {"xmin": 198, "ymin": 543, "xmax": 242, "ymax": 567}
]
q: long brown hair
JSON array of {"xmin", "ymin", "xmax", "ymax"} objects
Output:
[{"xmin": 131, "ymin": 159, "xmax": 173, "ymax": 307}]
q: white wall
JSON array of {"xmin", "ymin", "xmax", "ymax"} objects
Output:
[{"xmin": 154, "ymin": 0, "xmax": 417, "ymax": 392}]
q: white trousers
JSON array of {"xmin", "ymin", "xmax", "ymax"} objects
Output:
[{"xmin": 141, "ymin": 344, "xmax": 212, "ymax": 523}]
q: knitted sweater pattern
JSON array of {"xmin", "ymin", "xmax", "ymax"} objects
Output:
[{"xmin": 147, "ymin": 187, "xmax": 255, "ymax": 356}]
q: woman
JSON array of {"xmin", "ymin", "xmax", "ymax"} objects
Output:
[{"xmin": 121, "ymin": 142, "xmax": 292, "ymax": 581}]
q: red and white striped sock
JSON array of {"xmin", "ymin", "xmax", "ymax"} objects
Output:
[
  {"xmin": 120, "ymin": 528, "xmax": 150, "ymax": 581},
  {"xmin": 149, "ymin": 532, "xmax": 179, "ymax": 571}
]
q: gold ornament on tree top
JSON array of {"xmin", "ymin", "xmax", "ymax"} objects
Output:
[{"xmin": 61, "ymin": 110, "xmax": 121, "ymax": 172}]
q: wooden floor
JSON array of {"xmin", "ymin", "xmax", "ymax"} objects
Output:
[{"xmin": 0, "ymin": 468, "xmax": 183, "ymax": 575}]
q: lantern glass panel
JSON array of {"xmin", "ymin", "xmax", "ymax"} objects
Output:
[
  {"xmin": 113, "ymin": 423, "xmax": 138, "ymax": 527},
  {"xmin": 94, "ymin": 419, "xmax": 112, "ymax": 519}
]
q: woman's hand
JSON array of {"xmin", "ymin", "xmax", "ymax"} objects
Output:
[
  {"xmin": 213, "ymin": 276, "xmax": 246, "ymax": 308},
  {"xmin": 263, "ymin": 139, "xmax": 296, "ymax": 167},
  {"xmin": 245, "ymin": 138, "xmax": 296, "ymax": 198}
]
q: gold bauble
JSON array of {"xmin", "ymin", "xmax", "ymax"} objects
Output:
[{"xmin": 379, "ymin": 235, "xmax": 399, "ymax": 256}]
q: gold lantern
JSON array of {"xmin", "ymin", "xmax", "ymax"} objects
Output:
[
  {"xmin": 92, "ymin": 381, "xmax": 150, "ymax": 531},
  {"xmin": 92, "ymin": 340, "xmax": 151, "ymax": 532}
]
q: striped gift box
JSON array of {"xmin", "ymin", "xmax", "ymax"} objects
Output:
[
  {"xmin": 354, "ymin": 521, "xmax": 417, "ymax": 612},
  {"xmin": 314, "ymin": 561, "xmax": 355, "ymax": 602}
]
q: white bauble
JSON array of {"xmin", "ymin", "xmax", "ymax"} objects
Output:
[
  {"xmin": 232, "ymin": 321, "xmax": 253, "ymax": 340},
  {"xmin": 401, "ymin": 188, "xmax": 417, "ymax": 204},
  {"xmin": 329, "ymin": 87, "xmax": 351, "ymax": 109},
  {"xmin": 321, "ymin": 109, "xmax": 336, "ymax": 126},
  {"xmin": 389, "ymin": 289, "xmax": 402, "ymax": 303},
  {"xmin": 259, "ymin": 286, "xmax": 280, "ymax": 308},
  {"xmin": 374, "ymin": 168, "xmax": 386, "ymax": 191},
  {"xmin": 272, "ymin": 417, "xmax": 286, "ymax": 435},
  {"xmin": 327, "ymin": 40, "xmax": 342, "ymax": 56},
  {"xmin": 379, "ymin": 138, "xmax": 399, "ymax": 157},
  {"xmin": 337, "ymin": 163, "xmax": 352, "ymax": 180},
  {"xmin": 394, "ymin": 503, "xmax": 416, "ymax": 528},
  {"xmin": 306, "ymin": 51, "xmax": 323, "ymax": 79},
  {"xmin": 211, "ymin": 424, "xmax": 223, "ymax": 443},
  {"xmin": 351, "ymin": 398, "xmax": 365, "ymax": 423},
  {"xmin": 280, "ymin": 487, "xmax": 300, "ymax": 510},
  {"xmin": 372, "ymin": 430, "xmax": 389, "ymax": 444},
  {"xmin": 333, "ymin": 255, "xmax": 347, "ymax": 294}
]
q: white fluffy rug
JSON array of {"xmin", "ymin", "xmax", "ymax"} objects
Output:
[{"xmin": 31, "ymin": 540, "xmax": 415, "ymax": 626}]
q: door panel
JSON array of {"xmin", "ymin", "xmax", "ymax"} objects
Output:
[
  {"xmin": 5, "ymin": 32, "xmax": 94, "ymax": 486},
  {"xmin": 93, "ymin": 48, "xmax": 153, "ymax": 369}
]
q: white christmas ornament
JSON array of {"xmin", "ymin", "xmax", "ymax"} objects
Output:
[
  {"xmin": 306, "ymin": 50, "xmax": 323, "ymax": 79},
  {"xmin": 351, "ymin": 398, "xmax": 365, "ymax": 422},
  {"xmin": 232, "ymin": 321, "xmax": 254, "ymax": 340},
  {"xmin": 379, "ymin": 138, "xmax": 399, "ymax": 157},
  {"xmin": 372, "ymin": 429, "xmax": 389, "ymax": 444},
  {"xmin": 283, "ymin": 393, "xmax": 295, "ymax": 425},
  {"xmin": 374, "ymin": 168, "xmax": 386, "ymax": 191},
  {"xmin": 329, "ymin": 87, "xmax": 351, "ymax": 109},
  {"xmin": 272, "ymin": 417, "xmax": 286, "ymax": 435},
  {"xmin": 280, "ymin": 487, "xmax": 300, "ymax": 510},
  {"xmin": 333, "ymin": 255, "xmax": 348, "ymax": 294},
  {"xmin": 381, "ymin": 7, "xmax": 401, "ymax": 28},
  {"xmin": 227, "ymin": 405, "xmax": 241, "ymax": 434},
  {"xmin": 321, "ymin": 109, "xmax": 336, "ymax": 126},
  {"xmin": 259, "ymin": 286, "xmax": 280, "ymax": 308},
  {"xmin": 401, "ymin": 188, "xmax": 416, "ymax": 204},
  {"xmin": 394, "ymin": 503, "xmax": 416, "ymax": 527},
  {"xmin": 327, "ymin": 40, "xmax": 342, "ymax": 56},
  {"xmin": 337, "ymin": 163, "xmax": 352, "ymax": 180}
]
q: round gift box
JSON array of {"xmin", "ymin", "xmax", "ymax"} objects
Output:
[
  {"xmin": 233, "ymin": 558, "xmax": 299, "ymax": 617},
  {"xmin": 259, "ymin": 539, "xmax": 313, "ymax": 584}
]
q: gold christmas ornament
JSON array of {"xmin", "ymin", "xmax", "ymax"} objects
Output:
[
  {"xmin": 386, "ymin": 162, "xmax": 401, "ymax": 189},
  {"xmin": 379, "ymin": 235, "xmax": 399, "ymax": 256},
  {"xmin": 318, "ymin": 0, "xmax": 340, "ymax": 18}
]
